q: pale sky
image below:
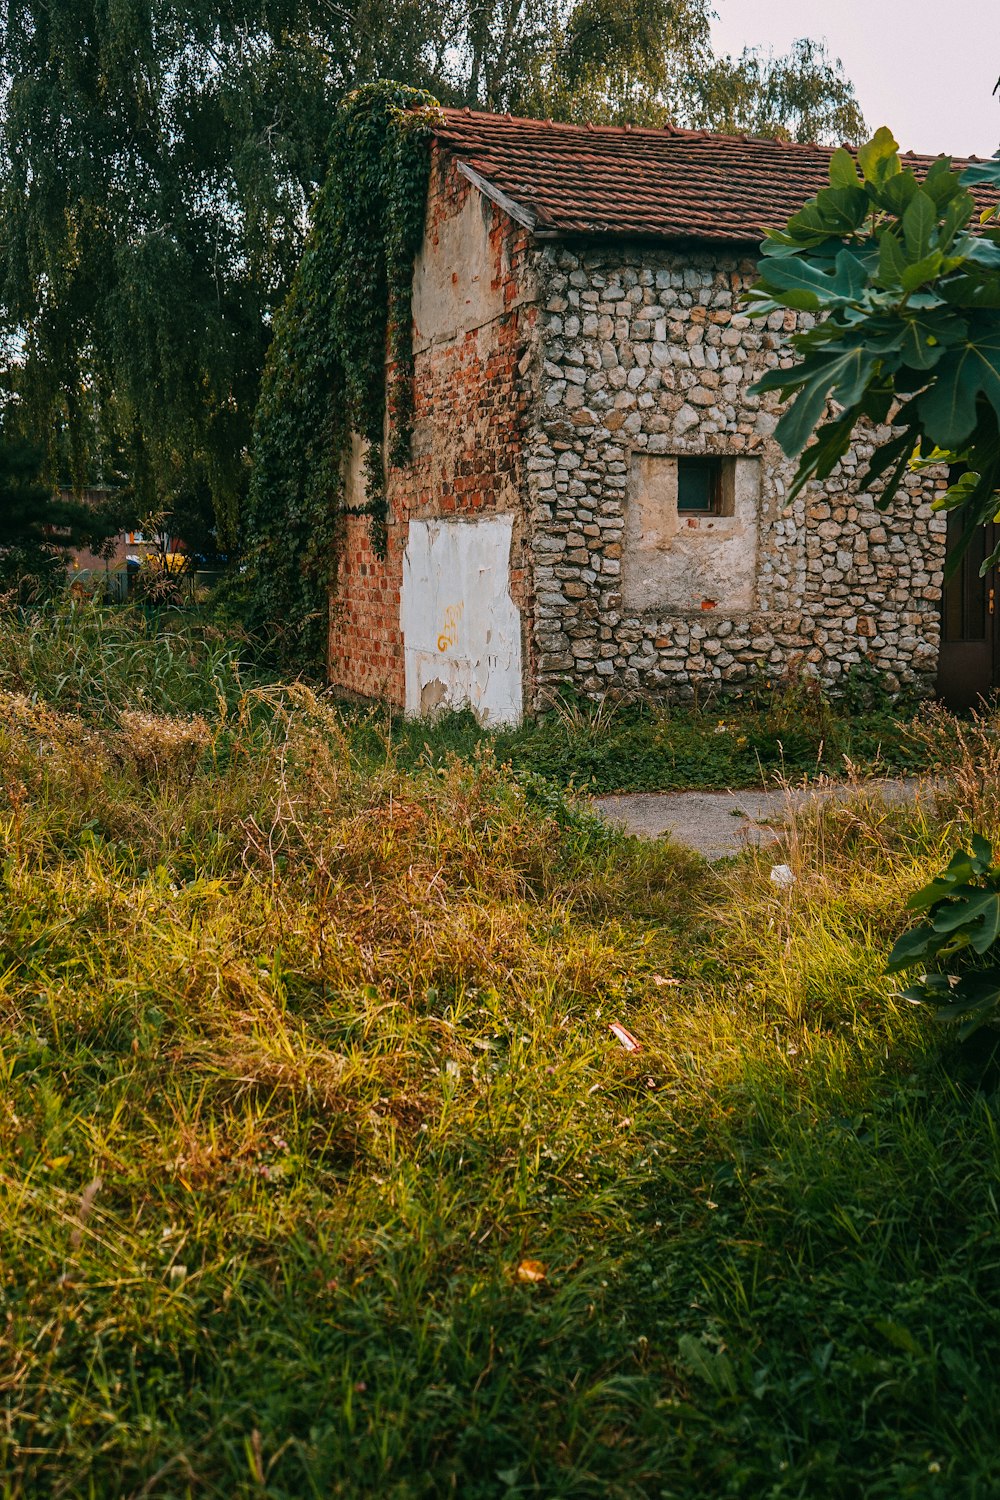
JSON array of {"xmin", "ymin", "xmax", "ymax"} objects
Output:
[{"xmin": 711, "ymin": 0, "xmax": 1000, "ymax": 158}]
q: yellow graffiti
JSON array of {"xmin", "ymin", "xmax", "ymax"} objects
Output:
[{"xmin": 437, "ymin": 602, "xmax": 464, "ymax": 653}]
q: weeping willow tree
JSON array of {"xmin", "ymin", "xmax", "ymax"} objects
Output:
[
  {"xmin": 523, "ymin": 6, "xmax": 865, "ymax": 144},
  {"xmin": 0, "ymin": 0, "xmax": 345, "ymax": 544},
  {"xmin": 0, "ymin": 0, "xmax": 865, "ymax": 558}
]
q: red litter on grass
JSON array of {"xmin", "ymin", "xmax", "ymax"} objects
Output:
[{"xmin": 609, "ymin": 1022, "xmax": 641, "ymax": 1052}]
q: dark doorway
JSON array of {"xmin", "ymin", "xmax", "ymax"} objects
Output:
[{"xmin": 937, "ymin": 513, "xmax": 1000, "ymax": 710}]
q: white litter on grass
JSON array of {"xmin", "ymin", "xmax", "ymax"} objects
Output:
[
  {"xmin": 770, "ymin": 864, "xmax": 795, "ymax": 889},
  {"xmin": 609, "ymin": 1022, "xmax": 642, "ymax": 1053}
]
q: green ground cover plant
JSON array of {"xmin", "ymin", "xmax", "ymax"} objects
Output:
[
  {"xmin": 2, "ymin": 604, "xmax": 1000, "ymax": 1497},
  {"xmin": 352, "ymin": 669, "xmax": 928, "ymax": 794}
]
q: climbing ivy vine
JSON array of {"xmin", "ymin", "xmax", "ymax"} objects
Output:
[{"xmin": 244, "ymin": 83, "xmax": 439, "ymax": 670}]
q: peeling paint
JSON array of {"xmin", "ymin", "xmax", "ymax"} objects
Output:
[
  {"xmin": 419, "ymin": 677, "xmax": 448, "ymax": 714},
  {"xmin": 401, "ymin": 516, "xmax": 522, "ymax": 725}
]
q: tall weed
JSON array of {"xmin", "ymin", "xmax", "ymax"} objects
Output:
[{"xmin": 0, "ymin": 597, "xmax": 255, "ymax": 717}]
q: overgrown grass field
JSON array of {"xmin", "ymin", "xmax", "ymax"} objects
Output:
[{"xmin": 2, "ymin": 603, "xmax": 1000, "ymax": 1498}]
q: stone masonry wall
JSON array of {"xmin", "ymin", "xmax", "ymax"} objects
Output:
[
  {"xmin": 526, "ymin": 242, "xmax": 947, "ymax": 706},
  {"xmin": 328, "ymin": 150, "xmax": 537, "ymax": 708}
]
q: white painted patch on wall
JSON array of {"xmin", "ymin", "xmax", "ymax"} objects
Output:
[{"xmin": 401, "ymin": 516, "xmax": 523, "ymax": 725}]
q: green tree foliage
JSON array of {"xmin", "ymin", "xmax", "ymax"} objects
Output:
[
  {"xmin": 749, "ymin": 131, "xmax": 1000, "ymax": 1033},
  {"xmin": 470, "ymin": 0, "xmax": 713, "ymax": 121},
  {"xmin": 748, "ymin": 129, "xmax": 1000, "ymax": 566},
  {"xmin": 688, "ymin": 38, "xmax": 866, "ymax": 145},
  {"xmin": 0, "ymin": 0, "xmax": 865, "ymax": 557},
  {"xmin": 0, "ymin": 430, "xmax": 125, "ymax": 593},
  {"xmin": 539, "ymin": 19, "xmax": 864, "ymax": 144},
  {"xmin": 0, "ymin": 0, "xmax": 346, "ymax": 545}
]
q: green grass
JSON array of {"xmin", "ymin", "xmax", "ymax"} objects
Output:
[
  {"xmin": 2, "ymin": 602, "xmax": 1000, "ymax": 1497},
  {"xmin": 350, "ymin": 677, "xmax": 930, "ymax": 795},
  {"xmin": 0, "ymin": 596, "xmax": 258, "ymax": 717}
]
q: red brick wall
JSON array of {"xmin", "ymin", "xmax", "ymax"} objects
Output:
[
  {"xmin": 329, "ymin": 512, "xmax": 403, "ymax": 703},
  {"xmin": 328, "ymin": 148, "xmax": 537, "ymax": 706}
]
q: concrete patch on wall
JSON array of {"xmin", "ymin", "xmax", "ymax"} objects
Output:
[
  {"xmin": 412, "ymin": 188, "xmax": 498, "ymax": 353},
  {"xmin": 401, "ymin": 516, "xmax": 523, "ymax": 725},
  {"xmin": 412, "ymin": 179, "xmax": 536, "ymax": 357},
  {"xmin": 623, "ymin": 454, "xmax": 761, "ymax": 614}
]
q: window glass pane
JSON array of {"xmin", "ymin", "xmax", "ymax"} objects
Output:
[{"xmin": 677, "ymin": 459, "xmax": 717, "ymax": 511}]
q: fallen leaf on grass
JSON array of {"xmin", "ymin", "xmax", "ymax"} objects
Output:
[
  {"xmin": 651, "ymin": 975, "xmax": 681, "ymax": 987},
  {"xmin": 516, "ymin": 1259, "xmax": 547, "ymax": 1283}
]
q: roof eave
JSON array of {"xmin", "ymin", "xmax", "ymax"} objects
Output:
[{"xmin": 530, "ymin": 228, "xmax": 764, "ymax": 249}]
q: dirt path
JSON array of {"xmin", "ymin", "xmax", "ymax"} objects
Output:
[{"xmin": 592, "ymin": 778, "xmax": 931, "ymax": 860}]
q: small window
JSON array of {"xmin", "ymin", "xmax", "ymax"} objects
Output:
[{"xmin": 677, "ymin": 456, "xmax": 722, "ymax": 513}]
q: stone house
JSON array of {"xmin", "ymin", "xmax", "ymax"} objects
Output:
[{"xmin": 330, "ymin": 110, "xmax": 989, "ymax": 723}]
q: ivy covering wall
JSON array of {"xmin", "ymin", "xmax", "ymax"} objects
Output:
[{"xmin": 244, "ymin": 83, "xmax": 439, "ymax": 670}]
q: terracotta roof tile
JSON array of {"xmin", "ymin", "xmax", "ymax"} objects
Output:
[{"xmin": 431, "ymin": 108, "xmax": 989, "ymax": 243}]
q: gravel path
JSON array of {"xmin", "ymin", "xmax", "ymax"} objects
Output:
[{"xmin": 593, "ymin": 778, "xmax": 930, "ymax": 860}]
